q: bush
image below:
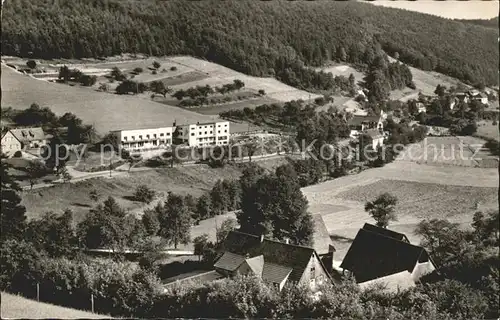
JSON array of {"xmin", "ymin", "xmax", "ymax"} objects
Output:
[
  {"xmin": 13, "ymin": 150, "xmax": 23, "ymax": 158},
  {"xmin": 134, "ymin": 185, "xmax": 156, "ymax": 203},
  {"xmin": 152, "ymin": 70, "xmax": 157, "ymax": 75},
  {"xmin": 258, "ymin": 89, "xmax": 265, "ymax": 96},
  {"xmin": 170, "ymin": 66, "xmax": 177, "ymax": 71},
  {"xmin": 26, "ymin": 60, "xmax": 37, "ymax": 69},
  {"xmin": 133, "ymin": 67, "xmax": 144, "ymax": 73}
]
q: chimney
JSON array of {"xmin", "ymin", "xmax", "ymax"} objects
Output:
[
  {"xmin": 259, "ymin": 234, "xmax": 264, "ymax": 243},
  {"xmin": 173, "ymin": 120, "xmax": 176, "ymax": 127}
]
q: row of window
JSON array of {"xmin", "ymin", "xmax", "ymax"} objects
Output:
[
  {"xmin": 123, "ymin": 132, "xmax": 171, "ymax": 141},
  {"xmin": 122, "ymin": 139, "xmax": 171, "ymax": 148}
]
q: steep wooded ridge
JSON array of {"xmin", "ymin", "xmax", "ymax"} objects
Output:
[{"xmin": 1, "ymin": 0, "xmax": 498, "ymax": 87}]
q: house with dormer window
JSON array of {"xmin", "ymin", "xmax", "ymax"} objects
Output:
[{"xmin": 213, "ymin": 230, "xmax": 338, "ymax": 291}]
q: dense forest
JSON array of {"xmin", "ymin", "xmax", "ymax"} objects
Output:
[
  {"xmin": 456, "ymin": 17, "xmax": 499, "ymax": 29},
  {"xmin": 1, "ymin": 0, "xmax": 498, "ymax": 88}
]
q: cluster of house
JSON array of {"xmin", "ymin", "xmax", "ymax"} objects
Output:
[
  {"xmin": 1, "ymin": 127, "xmax": 48, "ymax": 156},
  {"xmin": 170, "ymin": 220, "xmax": 436, "ymax": 293},
  {"xmin": 416, "ymin": 89, "xmax": 491, "ymax": 113},
  {"xmin": 454, "ymin": 89, "xmax": 489, "ymax": 106},
  {"xmin": 112, "ymin": 120, "xmax": 230, "ymax": 153}
]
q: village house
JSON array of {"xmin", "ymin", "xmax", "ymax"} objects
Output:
[
  {"xmin": 1, "ymin": 127, "xmax": 47, "ymax": 156},
  {"xmin": 347, "ymin": 113, "xmax": 384, "ymax": 139},
  {"xmin": 470, "ymin": 92, "xmax": 489, "ymax": 105},
  {"xmin": 416, "ymin": 102, "xmax": 427, "ymax": 113},
  {"xmin": 177, "ymin": 121, "xmax": 230, "ymax": 147},
  {"xmin": 365, "ymin": 129, "xmax": 385, "ymax": 149},
  {"xmin": 455, "ymin": 92, "xmax": 469, "ymax": 104},
  {"xmin": 340, "ymin": 223, "xmax": 436, "ymax": 292},
  {"xmin": 213, "ymin": 230, "xmax": 338, "ymax": 291}
]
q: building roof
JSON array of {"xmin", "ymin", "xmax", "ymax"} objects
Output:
[
  {"xmin": 261, "ymin": 262, "xmax": 293, "ymax": 284},
  {"xmin": 361, "ymin": 223, "xmax": 409, "ymax": 242},
  {"xmin": 312, "ymin": 214, "xmax": 334, "ymax": 255},
  {"xmin": 340, "ymin": 227, "xmax": 431, "ymax": 283},
  {"xmin": 358, "ymin": 270, "xmax": 416, "ymax": 292},
  {"xmin": 213, "ymin": 251, "xmax": 246, "ymax": 272},
  {"xmin": 348, "ymin": 115, "xmax": 381, "ymax": 126},
  {"xmin": 220, "ymin": 231, "xmax": 324, "ymax": 283},
  {"xmin": 245, "ymin": 255, "xmax": 264, "ymax": 277},
  {"xmin": 9, "ymin": 127, "xmax": 46, "ymax": 143}
]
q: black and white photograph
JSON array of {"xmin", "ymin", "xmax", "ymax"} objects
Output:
[{"xmin": 0, "ymin": 0, "xmax": 499, "ymax": 318}]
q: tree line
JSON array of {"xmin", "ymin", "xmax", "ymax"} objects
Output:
[{"xmin": 2, "ymin": 0, "xmax": 497, "ymax": 93}]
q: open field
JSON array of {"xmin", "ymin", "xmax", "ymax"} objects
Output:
[
  {"xmin": 2, "ymin": 54, "xmax": 320, "ymax": 131},
  {"xmin": 1, "ymin": 64, "xmax": 218, "ymax": 134},
  {"xmin": 395, "ymin": 136, "xmax": 499, "ymax": 168},
  {"xmin": 1, "ymin": 292, "xmax": 111, "ymax": 319},
  {"xmin": 166, "ymin": 56, "xmax": 322, "ymax": 102},
  {"xmin": 302, "ymin": 146, "xmax": 498, "ymax": 259},
  {"xmin": 22, "ymin": 165, "xmax": 242, "ymax": 222},
  {"xmin": 21, "ymin": 158, "xmax": 287, "ymax": 223},
  {"xmin": 477, "ymin": 121, "xmax": 500, "ymax": 141},
  {"xmin": 316, "ymin": 64, "xmax": 365, "ymax": 86}
]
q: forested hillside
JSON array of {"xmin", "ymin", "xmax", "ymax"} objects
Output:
[
  {"xmin": 456, "ymin": 17, "xmax": 499, "ymax": 29},
  {"xmin": 1, "ymin": 0, "xmax": 498, "ymax": 87}
]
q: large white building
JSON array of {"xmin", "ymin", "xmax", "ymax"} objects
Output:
[
  {"xmin": 113, "ymin": 127, "xmax": 174, "ymax": 152},
  {"xmin": 177, "ymin": 121, "xmax": 230, "ymax": 147},
  {"xmin": 113, "ymin": 121, "xmax": 230, "ymax": 152}
]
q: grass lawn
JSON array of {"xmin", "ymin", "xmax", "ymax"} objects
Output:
[
  {"xmin": 1, "ymin": 65, "xmax": 216, "ymax": 134},
  {"xmin": 395, "ymin": 136, "xmax": 498, "ymax": 168},
  {"xmin": 1, "ymin": 292, "xmax": 112, "ymax": 319},
  {"xmin": 21, "ymin": 158, "xmax": 286, "ymax": 223},
  {"xmin": 336, "ymin": 179, "xmax": 497, "ymax": 221}
]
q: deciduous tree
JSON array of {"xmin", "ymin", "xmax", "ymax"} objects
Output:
[
  {"xmin": 364, "ymin": 193, "xmax": 398, "ymax": 228},
  {"xmin": 156, "ymin": 194, "xmax": 191, "ymax": 249}
]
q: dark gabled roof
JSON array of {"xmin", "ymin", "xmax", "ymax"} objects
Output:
[
  {"xmin": 213, "ymin": 252, "xmax": 246, "ymax": 271},
  {"xmin": 348, "ymin": 115, "xmax": 381, "ymax": 126},
  {"xmin": 340, "ymin": 228, "xmax": 431, "ymax": 283},
  {"xmin": 362, "ymin": 223, "xmax": 409, "ymax": 243},
  {"xmin": 221, "ymin": 231, "xmax": 317, "ymax": 283},
  {"xmin": 261, "ymin": 262, "xmax": 292, "ymax": 284}
]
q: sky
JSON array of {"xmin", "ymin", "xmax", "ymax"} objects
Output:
[{"xmin": 367, "ymin": 1, "xmax": 499, "ymax": 20}]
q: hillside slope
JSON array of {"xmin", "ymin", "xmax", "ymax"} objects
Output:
[
  {"xmin": 1, "ymin": 292, "xmax": 111, "ymax": 319},
  {"xmin": 1, "ymin": 64, "xmax": 216, "ymax": 133},
  {"xmin": 1, "ymin": 0, "xmax": 498, "ymax": 87}
]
